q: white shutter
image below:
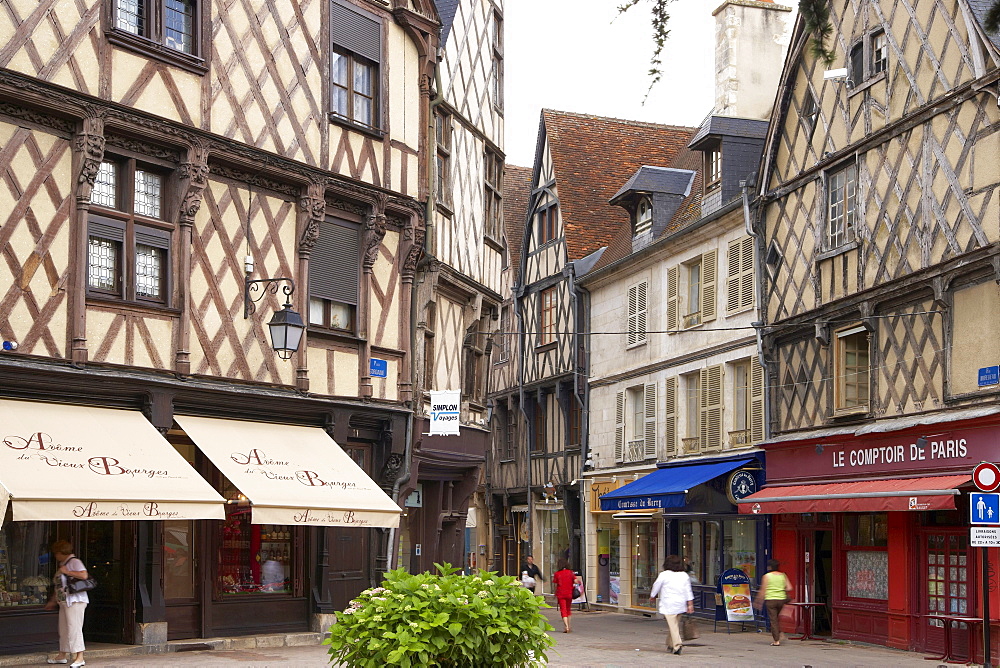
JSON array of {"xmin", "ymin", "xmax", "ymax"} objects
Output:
[
  {"xmin": 627, "ymin": 282, "xmax": 647, "ymax": 346},
  {"xmin": 727, "ymin": 239, "xmax": 742, "ymax": 315},
  {"xmin": 750, "ymin": 359, "xmax": 765, "ymax": 444},
  {"xmin": 663, "ymin": 377, "xmax": 677, "ymax": 457},
  {"xmin": 666, "ymin": 267, "xmax": 679, "ymax": 332},
  {"xmin": 700, "ymin": 365, "xmax": 723, "ymax": 450},
  {"xmin": 702, "ymin": 249, "xmax": 717, "ymax": 322},
  {"xmin": 643, "ymin": 381, "xmax": 657, "ymax": 459},
  {"xmin": 615, "ymin": 391, "xmax": 625, "ymax": 462},
  {"xmin": 727, "ymin": 237, "xmax": 755, "ymax": 315},
  {"xmin": 740, "ymin": 236, "xmax": 755, "ymax": 310}
]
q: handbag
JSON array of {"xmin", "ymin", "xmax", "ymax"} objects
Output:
[
  {"xmin": 572, "ymin": 583, "xmax": 583, "ymax": 599},
  {"xmin": 66, "ymin": 576, "xmax": 97, "ymax": 593},
  {"xmin": 681, "ymin": 614, "xmax": 700, "ymax": 640}
]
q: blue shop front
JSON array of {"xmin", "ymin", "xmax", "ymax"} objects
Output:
[{"xmin": 599, "ymin": 453, "xmax": 770, "ymax": 617}]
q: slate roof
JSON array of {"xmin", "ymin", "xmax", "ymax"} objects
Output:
[
  {"xmin": 610, "ymin": 166, "xmax": 696, "ymax": 204},
  {"xmin": 503, "ymin": 165, "xmax": 532, "ymax": 283},
  {"xmin": 433, "ymin": 0, "xmax": 460, "ymax": 44},
  {"xmin": 540, "ymin": 109, "xmax": 698, "ymax": 262},
  {"xmin": 967, "ymin": 0, "xmax": 1000, "ymax": 49},
  {"xmin": 688, "ymin": 115, "xmax": 770, "ymax": 149}
]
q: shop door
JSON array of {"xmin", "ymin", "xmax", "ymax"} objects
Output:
[
  {"xmin": 80, "ymin": 522, "xmax": 133, "ymax": 644},
  {"xmin": 164, "ymin": 520, "xmax": 201, "ymax": 640},
  {"xmin": 921, "ymin": 533, "xmax": 971, "ymax": 659},
  {"xmin": 329, "ymin": 526, "xmax": 369, "ymax": 611},
  {"xmin": 812, "ymin": 530, "xmax": 833, "ymax": 635}
]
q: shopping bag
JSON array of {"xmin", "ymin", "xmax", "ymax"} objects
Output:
[
  {"xmin": 778, "ymin": 605, "xmax": 796, "ymax": 634},
  {"xmin": 682, "ymin": 614, "xmax": 700, "ymax": 640}
]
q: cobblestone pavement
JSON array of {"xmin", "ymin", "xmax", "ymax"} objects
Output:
[{"xmin": 72, "ymin": 608, "xmax": 953, "ymax": 667}]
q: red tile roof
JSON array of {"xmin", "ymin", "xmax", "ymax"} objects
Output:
[
  {"xmin": 503, "ymin": 165, "xmax": 532, "ymax": 283},
  {"xmin": 541, "ymin": 109, "xmax": 698, "ymax": 261}
]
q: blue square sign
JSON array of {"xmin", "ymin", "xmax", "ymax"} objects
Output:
[
  {"xmin": 979, "ymin": 366, "xmax": 999, "ymax": 387},
  {"xmin": 971, "ymin": 493, "xmax": 1000, "ymax": 525},
  {"xmin": 370, "ymin": 358, "xmax": 387, "ymax": 378}
]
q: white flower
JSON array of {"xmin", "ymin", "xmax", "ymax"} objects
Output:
[
  {"xmin": 409, "ymin": 621, "xmax": 419, "ymax": 628},
  {"xmin": 484, "ymin": 579, "xmax": 495, "ymax": 585},
  {"xmin": 420, "ymin": 584, "xmax": 431, "ymax": 589},
  {"xmin": 477, "ymin": 590, "xmax": 488, "ymax": 598}
]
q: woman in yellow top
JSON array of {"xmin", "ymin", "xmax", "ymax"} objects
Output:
[{"xmin": 754, "ymin": 558, "xmax": 792, "ymax": 646}]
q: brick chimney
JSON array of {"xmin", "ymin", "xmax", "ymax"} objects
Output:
[{"xmin": 713, "ymin": 0, "xmax": 793, "ymax": 120}]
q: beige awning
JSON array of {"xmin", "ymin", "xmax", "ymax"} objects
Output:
[
  {"xmin": 174, "ymin": 416, "xmax": 401, "ymax": 528},
  {"xmin": 0, "ymin": 400, "xmax": 225, "ymax": 522},
  {"xmin": 0, "ymin": 482, "xmax": 9, "ymax": 530}
]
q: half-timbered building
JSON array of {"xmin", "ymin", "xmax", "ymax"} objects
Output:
[
  {"xmin": 741, "ymin": 0, "xmax": 1000, "ymax": 657},
  {"xmin": 0, "ymin": 0, "xmax": 446, "ymax": 654},
  {"xmin": 579, "ymin": 0, "xmax": 791, "ymax": 615},
  {"xmin": 395, "ymin": 0, "xmax": 505, "ymax": 574}
]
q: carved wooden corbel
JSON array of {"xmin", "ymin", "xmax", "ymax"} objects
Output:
[
  {"xmin": 814, "ymin": 320, "xmax": 829, "ymax": 345},
  {"xmin": 363, "ymin": 192, "xmax": 389, "ymax": 270},
  {"xmin": 858, "ymin": 302, "xmax": 876, "ymax": 332},
  {"xmin": 75, "ymin": 114, "xmax": 106, "ymax": 204},
  {"xmin": 177, "ymin": 145, "xmax": 210, "ymax": 227},
  {"xmin": 298, "ymin": 180, "xmax": 326, "ymax": 254},
  {"xmin": 931, "ymin": 275, "xmax": 951, "ymax": 310}
]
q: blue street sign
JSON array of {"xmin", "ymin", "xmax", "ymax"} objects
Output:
[
  {"xmin": 979, "ymin": 366, "xmax": 999, "ymax": 387},
  {"xmin": 370, "ymin": 358, "xmax": 387, "ymax": 378},
  {"xmin": 970, "ymin": 493, "xmax": 1000, "ymax": 525}
]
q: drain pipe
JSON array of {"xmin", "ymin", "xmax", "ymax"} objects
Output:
[
  {"xmin": 742, "ymin": 175, "xmax": 771, "ymax": 443},
  {"xmin": 424, "ymin": 58, "xmax": 446, "ymax": 259}
]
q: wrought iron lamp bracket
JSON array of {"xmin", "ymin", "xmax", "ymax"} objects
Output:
[{"xmin": 244, "ymin": 277, "xmax": 296, "ymax": 318}]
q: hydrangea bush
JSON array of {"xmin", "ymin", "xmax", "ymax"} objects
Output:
[{"xmin": 324, "ymin": 563, "xmax": 553, "ymax": 667}]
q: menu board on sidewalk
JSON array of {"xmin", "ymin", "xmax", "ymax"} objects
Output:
[{"xmin": 719, "ymin": 568, "xmax": 754, "ymax": 622}]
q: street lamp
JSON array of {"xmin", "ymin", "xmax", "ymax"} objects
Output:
[{"xmin": 243, "ymin": 276, "xmax": 305, "ymax": 361}]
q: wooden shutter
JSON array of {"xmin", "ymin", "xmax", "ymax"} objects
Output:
[
  {"xmin": 701, "ymin": 248, "xmax": 717, "ymax": 322},
  {"xmin": 750, "ymin": 358, "xmax": 765, "ymax": 444},
  {"xmin": 627, "ymin": 281, "xmax": 647, "ymax": 346},
  {"xmin": 89, "ymin": 215, "xmax": 126, "ymax": 243},
  {"xmin": 727, "ymin": 239, "xmax": 742, "ymax": 314},
  {"xmin": 739, "ymin": 236, "xmax": 754, "ymax": 310},
  {"xmin": 614, "ymin": 391, "xmax": 625, "ymax": 463},
  {"xmin": 310, "ymin": 219, "xmax": 360, "ymax": 305},
  {"xmin": 643, "ymin": 381, "xmax": 657, "ymax": 459},
  {"xmin": 700, "ymin": 365, "xmax": 723, "ymax": 450},
  {"xmin": 331, "ymin": 0, "xmax": 381, "ymax": 63},
  {"xmin": 663, "ymin": 377, "xmax": 677, "ymax": 457},
  {"xmin": 666, "ymin": 266, "xmax": 679, "ymax": 332}
]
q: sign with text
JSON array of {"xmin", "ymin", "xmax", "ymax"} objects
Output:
[
  {"xmin": 369, "ymin": 358, "xmax": 388, "ymax": 378},
  {"xmin": 719, "ymin": 569, "xmax": 754, "ymax": 622},
  {"xmin": 979, "ymin": 366, "xmax": 1000, "ymax": 387},
  {"xmin": 971, "ymin": 493, "xmax": 1000, "ymax": 525},
  {"xmin": 429, "ymin": 390, "xmax": 461, "ymax": 436},
  {"xmin": 971, "ymin": 526, "xmax": 1000, "ymax": 547}
]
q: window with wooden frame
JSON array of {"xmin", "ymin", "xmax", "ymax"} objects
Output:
[
  {"xmin": 682, "ymin": 372, "xmax": 700, "ymax": 452},
  {"xmin": 614, "ymin": 383, "xmax": 656, "ymax": 463},
  {"xmin": 704, "ymin": 142, "xmax": 722, "ymax": 192},
  {"xmin": 730, "ymin": 359, "xmax": 766, "ymax": 448},
  {"xmin": 109, "ymin": 0, "xmax": 204, "ymax": 71},
  {"xmin": 462, "ymin": 318, "xmax": 488, "ymax": 403},
  {"xmin": 537, "ymin": 205, "xmax": 558, "ymax": 245},
  {"xmin": 533, "ymin": 400, "xmax": 545, "ymax": 452},
  {"xmin": 699, "ymin": 365, "xmax": 723, "ymax": 451},
  {"xmin": 503, "ymin": 402, "xmax": 517, "ymax": 460},
  {"xmin": 801, "ymin": 89, "xmax": 819, "ymax": 142},
  {"xmin": 87, "ymin": 156, "xmax": 172, "ymax": 305},
  {"xmin": 626, "ymin": 280, "xmax": 648, "ymax": 347},
  {"xmin": 435, "ymin": 113, "xmax": 452, "ymax": 206},
  {"xmin": 635, "ymin": 198, "xmax": 652, "ymax": 235},
  {"xmin": 538, "ymin": 287, "xmax": 556, "ymax": 346},
  {"xmin": 423, "ymin": 302, "xmax": 436, "ymax": 391},
  {"xmin": 490, "ymin": 7, "xmax": 503, "ymax": 110},
  {"xmin": 330, "ymin": 0, "xmax": 382, "ymax": 133},
  {"xmin": 567, "ymin": 397, "xmax": 582, "ymax": 449},
  {"xmin": 668, "ymin": 250, "xmax": 717, "ymax": 330},
  {"xmin": 726, "ymin": 236, "xmax": 754, "ymax": 315},
  {"xmin": 827, "ymin": 162, "xmax": 858, "ymax": 249},
  {"xmin": 850, "ymin": 29, "xmax": 889, "ymax": 86},
  {"xmin": 308, "ymin": 217, "xmax": 360, "ymax": 332},
  {"xmin": 484, "ymin": 149, "xmax": 503, "ymax": 239},
  {"xmin": 495, "ymin": 305, "xmax": 511, "ymax": 364},
  {"xmin": 835, "ymin": 325, "xmax": 870, "ymax": 412}
]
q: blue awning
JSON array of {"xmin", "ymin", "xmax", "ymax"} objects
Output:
[{"xmin": 600, "ymin": 459, "xmax": 754, "ymax": 512}]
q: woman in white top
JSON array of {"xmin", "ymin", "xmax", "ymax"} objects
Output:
[
  {"xmin": 44, "ymin": 540, "xmax": 89, "ymax": 667},
  {"xmin": 649, "ymin": 554, "xmax": 694, "ymax": 655}
]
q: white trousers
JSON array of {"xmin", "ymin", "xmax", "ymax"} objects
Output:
[
  {"xmin": 664, "ymin": 613, "xmax": 683, "ymax": 651},
  {"xmin": 59, "ymin": 601, "xmax": 87, "ymax": 654}
]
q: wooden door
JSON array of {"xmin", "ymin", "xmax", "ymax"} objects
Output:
[
  {"xmin": 921, "ymin": 532, "xmax": 971, "ymax": 659},
  {"xmin": 164, "ymin": 520, "xmax": 202, "ymax": 639},
  {"xmin": 80, "ymin": 521, "xmax": 133, "ymax": 644}
]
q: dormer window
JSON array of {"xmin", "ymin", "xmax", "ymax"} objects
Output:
[
  {"xmin": 635, "ymin": 198, "xmax": 652, "ymax": 235},
  {"xmin": 705, "ymin": 144, "xmax": 721, "ymax": 192}
]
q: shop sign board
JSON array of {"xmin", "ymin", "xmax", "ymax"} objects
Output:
[
  {"xmin": 428, "ymin": 390, "xmax": 461, "ymax": 436},
  {"xmin": 718, "ymin": 569, "xmax": 754, "ymax": 622},
  {"xmin": 970, "ymin": 493, "xmax": 1000, "ymax": 525},
  {"xmin": 971, "ymin": 526, "xmax": 1000, "ymax": 547}
]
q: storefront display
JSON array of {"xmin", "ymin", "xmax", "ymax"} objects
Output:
[
  {"xmin": 0, "ymin": 523, "xmax": 54, "ymax": 608},
  {"xmin": 538, "ymin": 506, "xmax": 568, "ymax": 595},
  {"xmin": 218, "ymin": 510, "xmax": 293, "ymax": 596},
  {"xmin": 632, "ymin": 522, "xmax": 658, "ymax": 608}
]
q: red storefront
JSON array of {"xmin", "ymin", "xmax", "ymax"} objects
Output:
[{"xmin": 739, "ymin": 413, "xmax": 1000, "ymax": 662}]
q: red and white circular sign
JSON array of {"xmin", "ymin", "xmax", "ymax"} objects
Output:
[{"xmin": 973, "ymin": 462, "xmax": 1000, "ymax": 492}]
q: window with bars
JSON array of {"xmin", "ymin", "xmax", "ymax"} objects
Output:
[
  {"xmin": 330, "ymin": 0, "xmax": 382, "ymax": 132},
  {"xmin": 110, "ymin": 0, "xmax": 201, "ymax": 66},
  {"xmin": 308, "ymin": 218, "xmax": 360, "ymax": 333},
  {"xmin": 484, "ymin": 150, "xmax": 503, "ymax": 239},
  {"xmin": 626, "ymin": 280, "xmax": 647, "ymax": 347},
  {"xmin": 87, "ymin": 156, "xmax": 172, "ymax": 304},
  {"xmin": 827, "ymin": 162, "xmax": 858, "ymax": 249},
  {"xmin": 835, "ymin": 325, "xmax": 870, "ymax": 412},
  {"xmin": 539, "ymin": 287, "xmax": 556, "ymax": 346}
]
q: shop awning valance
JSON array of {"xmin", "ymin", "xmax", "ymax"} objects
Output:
[
  {"xmin": 175, "ymin": 416, "xmax": 401, "ymax": 528},
  {"xmin": 600, "ymin": 459, "xmax": 754, "ymax": 512},
  {"xmin": 0, "ymin": 400, "xmax": 225, "ymax": 524},
  {"xmin": 0, "ymin": 483, "xmax": 8, "ymax": 529},
  {"xmin": 737, "ymin": 475, "xmax": 970, "ymax": 515}
]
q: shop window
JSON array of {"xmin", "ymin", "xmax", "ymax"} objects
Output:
[
  {"xmin": 723, "ymin": 518, "xmax": 758, "ymax": 580},
  {"xmin": 632, "ymin": 521, "xmax": 658, "ymax": 608},
  {"xmin": 842, "ymin": 513, "xmax": 888, "ymax": 601},
  {"xmin": 680, "ymin": 521, "xmax": 703, "ymax": 584},
  {"xmin": 540, "ymin": 508, "xmax": 568, "ymax": 595},
  {"xmin": 217, "ymin": 511, "xmax": 294, "ymax": 596},
  {"xmin": 164, "ymin": 520, "xmax": 195, "ymax": 599},
  {"xmin": 0, "ymin": 522, "xmax": 57, "ymax": 608}
]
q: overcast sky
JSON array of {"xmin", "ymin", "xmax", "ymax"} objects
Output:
[{"xmin": 503, "ymin": 0, "xmax": 718, "ymax": 167}]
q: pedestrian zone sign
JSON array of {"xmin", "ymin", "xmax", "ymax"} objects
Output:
[{"xmin": 970, "ymin": 493, "xmax": 1000, "ymax": 525}]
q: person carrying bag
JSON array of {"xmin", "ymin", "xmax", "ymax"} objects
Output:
[
  {"xmin": 43, "ymin": 540, "xmax": 90, "ymax": 667},
  {"xmin": 754, "ymin": 558, "xmax": 793, "ymax": 646}
]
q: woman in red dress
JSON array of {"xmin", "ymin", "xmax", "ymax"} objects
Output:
[{"xmin": 552, "ymin": 557, "xmax": 580, "ymax": 633}]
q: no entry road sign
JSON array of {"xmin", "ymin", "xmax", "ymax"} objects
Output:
[{"xmin": 973, "ymin": 462, "xmax": 1000, "ymax": 493}]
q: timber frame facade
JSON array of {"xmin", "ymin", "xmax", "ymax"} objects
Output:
[
  {"xmin": 0, "ymin": 0, "xmax": 451, "ymax": 654},
  {"xmin": 753, "ymin": 0, "xmax": 1000, "ymax": 656}
]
